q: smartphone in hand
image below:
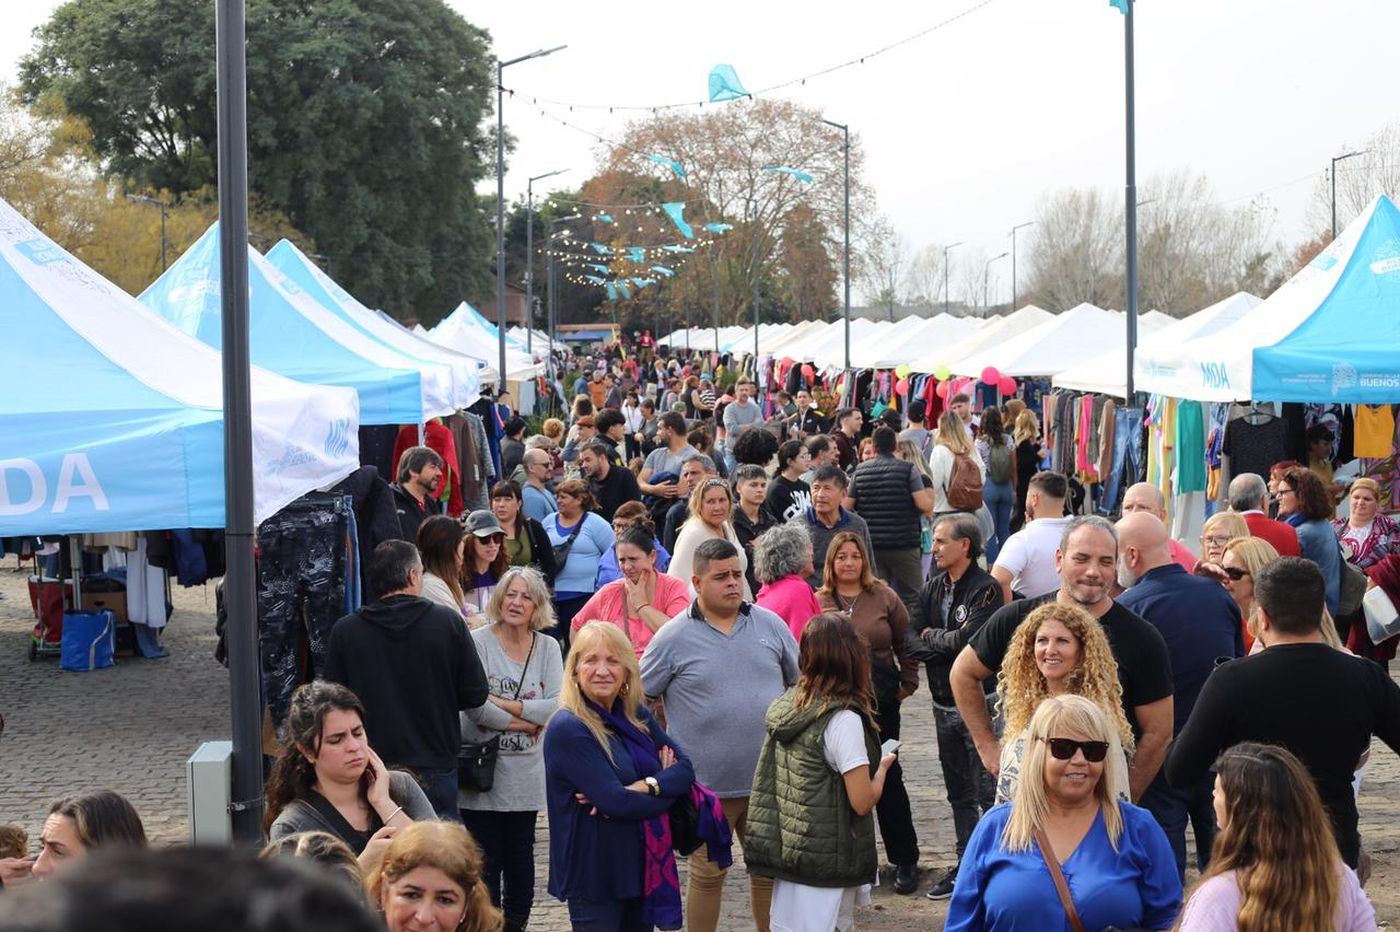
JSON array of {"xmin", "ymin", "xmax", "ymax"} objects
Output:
[{"xmin": 880, "ymin": 738, "xmax": 901, "ymax": 756}]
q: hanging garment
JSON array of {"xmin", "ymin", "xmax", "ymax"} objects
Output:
[
  {"xmin": 464, "ymin": 412, "xmax": 496, "ymax": 513},
  {"xmin": 358, "ymin": 424, "xmax": 399, "ymax": 483},
  {"xmin": 1222, "ymin": 415, "xmax": 1290, "ymax": 483},
  {"xmin": 257, "ymin": 494, "xmax": 351, "ymax": 727},
  {"xmin": 126, "ymin": 537, "xmax": 171, "ymax": 629},
  {"xmin": 1097, "ymin": 406, "xmax": 1146, "ymax": 518},
  {"xmin": 1095, "ymin": 398, "xmax": 1117, "ymax": 483},
  {"xmin": 391, "ymin": 420, "xmax": 462, "ymax": 516},
  {"xmin": 1175, "ymin": 401, "xmax": 1207, "ymax": 494},
  {"xmin": 1354, "ymin": 405, "xmax": 1395, "ymax": 459}
]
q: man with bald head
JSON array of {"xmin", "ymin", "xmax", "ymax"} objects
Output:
[
  {"xmin": 1120, "ymin": 482, "xmax": 1196, "ymax": 570},
  {"xmin": 1116, "ymin": 510, "xmax": 1243, "ymax": 880}
]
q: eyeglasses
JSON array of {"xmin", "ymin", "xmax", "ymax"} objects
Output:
[
  {"xmin": 1041, "ymin": 737, "xmax": 1110, "ymax": 762},
  {"xmin": 1222, "ymin": 566, "xmax": 1250, "ymax": 581},
  {"xmin": 1276, "ymin": 487, "xmax": 1294, "ymax": 497},
  {"xmin": 1201, "ymin": 534, "xmax": 1234, "ymax": 547},
  {"xmin": 612, "ymin": 521, "xmax": 635, "ymax": 532},
  {"xmin": 483, "ymin": 533, "xmax": 505, "ymax": 544}
]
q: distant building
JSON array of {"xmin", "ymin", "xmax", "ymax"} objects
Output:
[{"xmin": 469, "ymin": 281, "xmax": 530, "ymax": 326}]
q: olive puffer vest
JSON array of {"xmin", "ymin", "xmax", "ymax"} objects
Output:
[
  {"xmin": 849, "ymin": 454, "xmax": 922, "ymax": 548},
  {"xmin": 745, "ymin": 689, "xmax": 881, "ymax": 888}
]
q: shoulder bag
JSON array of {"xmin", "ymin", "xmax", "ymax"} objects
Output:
[
  {"xmin": 551, "ymin": 516, "xmax": 587, "ymax": 567},
  {"xmin": 1034, "ymin": 828, "xmax": 1086, "ymax": 932},
  {"xmin": 458, "ymin": 633, "xmax": 536, "ymax": 792}
]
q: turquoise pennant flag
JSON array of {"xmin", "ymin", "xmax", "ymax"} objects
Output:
[
  {"xmin": 662, "ymin": 244, "xmax": 695, "ymax": 254},
  {"xmin": 646, "ymin": 154, "xmax": 687, "ymax": 179},
  {"xmin": 606, "ymin": 282, "xmax": 618, "ymax": 301},
  {"xmin": 627, "ymin": 246, "xmax": 646, "ymax": 263},
  {"xmin": 597, "ymin": 213, "xmax": 615, "ymax": 224},
  {"xmin": 587, "ymin": 263, "xmax": 609, "ymax": 274},
  {"xmin": 763, "ymin": 165, "xmax": 814, "ymax": 183},
  {"xmin": 590, "ymin": 242, "xmax": 611, "ymax": 254},
  {"xmin": 585, "ymin": 275, "xmax": 606, "ymax": 285},
  {"xmin": 709, "ymin": 64, "xmax": 748, "ymax": 102},
  {"xmin": 619, "ymin": 282, "xmax": 632, "ymax": 299},
  {"xmin": 632, "ymin": 278, "xmax": 656, "ymax": 288},
  {"xmin": 702, "ymin": 222, "xmax": 733, "ymax": 233},
  {"xmin": 1109, "ymin": 0, "xmax": 1130, "ymax": 11},
  {"xmin": 650, "ymin": 266, "xmax": 675, "ymax": 277},
  {"xmin": 662, "ymin": 202, "xmax": 694, "ymax": 239}
]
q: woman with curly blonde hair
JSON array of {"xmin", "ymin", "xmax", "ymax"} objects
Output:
[
  {"xmin": 367, "ymin": 820, "xmax": 502, "ymax": 932},
  {"xmin": 994, "ymin": 602, "xmax": 1134, "ymax": 803}
]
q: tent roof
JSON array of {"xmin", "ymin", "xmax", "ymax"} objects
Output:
[
  {"xmin": 907, "ymin": 306, "xmax": 1053, "ymax": 373},
  {"xmin": 950, "ymin": 303, "xmax": 1122, "ymax": 378},
  {"xmin": 0, "ymin": 200, "xmax": 358, "ymax": 533},
  {"xmin": 850, "ymin": 314, "xmax": 980, "ymax": 369},
  {"xmin": 266, "ymin": 240, "xmax": 481, "ymax": 409},
  {"xmin": 142, "ymin": 225, "xmax": 453, "ymax": 424},
  {"xmin": 429, "ymin": 303, "xmax": 544, "ymax": 380}
]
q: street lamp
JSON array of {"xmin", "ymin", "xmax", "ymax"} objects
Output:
[
  {"xmin": 1010, "ymin": 221, "xmax": 1034, "ymax": 312},
  {"xmin": 819, "ymin": 118, "xmax": 851, "ymax": 370},
  {"xmin": 943, "ymin": 242, "xmax": 964, "ymax": 316},
  {"xmin": 525, "ymin": 168, "xmax": 569, "ymax": 356},
  {"xmin": 1331, "ymin": 150, "xmax": 1367, "ymax": 240},
  {"xmin": 983, "ymin": 252, "xmax": 1008, "ymax": 316},
  {"xmin": 126, "ymin": 194, "xmax": 169, "ymax": 271},
  {"xmin": 747, "ymin": 197, "xmax": 762, "ymax": 370},
  {"xmin": 496, "ymin": 44, "xmax": 566, "ymax": 393},
  {"xmin": 545, "ymin": 214, "xmax": 582, "ymax": 413},
  {"xmin": 1120, "ymin": 0, "xmax": 1139, "ymax": 399}
]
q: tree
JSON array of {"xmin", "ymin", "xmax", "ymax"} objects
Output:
[
  {"xmin": 859, "ymin": 214, "xmax": 907, "ymax": 320},
  {"xmin": 20, "ymin": 0, "xmax": 495, "ymax": 318},
  {"xmin": 1308, "ymin": 122, "xmax": 1400, "ymax": 239},
  {"xmin": 1024, "ymin": 187, "xmax": 1122, "ymax": 311},
  {"xmin": 905, "ymin": 243, "xmax": 949, "ymax": 308},
  {"xmin": 778, "ymin": 203, "xmax": 837, "ymax": 322}
]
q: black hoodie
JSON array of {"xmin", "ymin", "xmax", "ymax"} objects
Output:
[{"xmin": 324, "ymin": 594, "xmax": 488, "ymax": 772}]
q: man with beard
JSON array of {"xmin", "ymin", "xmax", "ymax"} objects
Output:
[
  {"xmin": 578, "ymin": 439, "xmax": 640, "ymax": 523},
  {"xmin": 948, "ymin": 515, "xmax": 1174, "ymax": 804},
  {"xmin": 389, "ymin": 446, "xmax": 445, "ymax": 541}
]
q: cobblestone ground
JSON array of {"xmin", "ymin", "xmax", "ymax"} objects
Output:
[{"xmin": 1, "ymin": 558, "xmax": 1396, "ymax": 929}]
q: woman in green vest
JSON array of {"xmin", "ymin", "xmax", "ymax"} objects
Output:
[{"xmin": 746, "ymin": 613, "xmax": 899, "ymax": 931}]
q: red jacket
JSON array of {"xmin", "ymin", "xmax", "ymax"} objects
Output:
[
  {"xmin": 1242, "ymin": 511, "xmax": 1301, "ymax": 557},
  {"xmin": 392, "ymin": 421, "xmax": 462, "ymax": 517}
]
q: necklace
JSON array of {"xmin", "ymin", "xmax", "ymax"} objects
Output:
[{"xmin": 834, "ymin": 590, "xmax": 861, "ymax": 617}]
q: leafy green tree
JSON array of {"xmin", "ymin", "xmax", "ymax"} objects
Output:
[{"xmin": 20, "ymin": 0, "xmax": 495, "ymax": 318}]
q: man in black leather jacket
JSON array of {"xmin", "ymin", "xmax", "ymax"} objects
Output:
[{"xmin": 907, "ymin": 512, "xmax": 1004, "ymax": 900}]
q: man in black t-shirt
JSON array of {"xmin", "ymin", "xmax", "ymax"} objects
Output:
[
  {"xmin": 1166, "ymin": 557, "xmax": 1400, "ymax": 869},
  {"xmin": 949, "ymin": 515, "xmax": 1174, "ymax": 803},
  {"xmin": 578, "ymin": 439, "xmax": 640, "ymax": 523}
]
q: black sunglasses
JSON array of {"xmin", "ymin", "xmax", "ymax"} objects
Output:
[
  {"xmin": 1043, "ymin": 737, "xmax": 1110, "ymax": 762},
  {"xmin": 1222, "ymin": 566, "xmax": 1250, "ymax": 581}
]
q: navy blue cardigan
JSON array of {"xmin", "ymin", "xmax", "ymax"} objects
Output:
[{"xmin": 543, "ymin": 705, "xmax": 696, "ymax": 902}]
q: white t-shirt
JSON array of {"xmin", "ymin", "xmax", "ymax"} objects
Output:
[
  {"xmin": 992, "ymin": 516, "xmax": 1074, "ymax": 599},
  {"xmin": 769, "ymin": 710, "xmax": 872, "ymax": 932}
]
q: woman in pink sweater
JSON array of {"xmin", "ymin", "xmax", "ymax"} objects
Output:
[{"xmin": 753, "ymin": 522, "xmax": 822, "ymax": 641}]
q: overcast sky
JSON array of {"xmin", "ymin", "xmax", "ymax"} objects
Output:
[{"xmin": 5, "ymin": 0, "xmax": 1397, "ymax": 305}]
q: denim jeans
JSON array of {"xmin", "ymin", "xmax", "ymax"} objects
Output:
[
  {"xmin": 1097, "ymin": 406, "xmax": 1145, "ymax": 517},
  {"xmin": 460, "ymin": 809, "xmax": 537, "ymax": 929},
  {"xmin": 1140, "ymin": 770, "xmax": 1216, "ymax": 881},
  {"xmin": 982, "ymin": 480, "xmax": 1014, "ymax": 565},
  {"xmin": 415, "ymin": 767, "xmax": 462, "ymax": 822},
  {"xmin": 933, "ymin": 698, "xmax": 997, "ymax": 858}
]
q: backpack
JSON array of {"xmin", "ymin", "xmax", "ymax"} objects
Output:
[
  {"xmin": 987, "ymin": 441, "xmax": 1013, "ymax": 485},
  {"xmin": 946, "ymin": 452, "xmax": 985, "ymax": 511}
]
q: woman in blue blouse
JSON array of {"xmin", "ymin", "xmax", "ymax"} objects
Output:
[
  {"xmin": 544, "ymin": 479, "xmax": 616, "ymax": 644},
  {"xmin": 543, "ymin": 621, "xmax": 696, "ymax": 931},
  {"xmin": 946, "ymin": 694, "xmax": 1181, "ymax": 931},
  {"xmin": 1276, "ymin": 467, "xmax": 1342, "ymax": 618}
]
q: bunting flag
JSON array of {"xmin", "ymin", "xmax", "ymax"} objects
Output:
[
  {"xmin": 587, "ymin": 263, "xmax": 610, "ymax": 274},
  {"xmin": 708, "ymin": 64, "xmax": 749, "ymax": 102},
  {"xmin": 763, "ymin": 165, "xmax": 814, "ymax": 183},
  {"xmin": 590, "ymin": 242, "xmax": 612, "ymax": 254},
  {"xmin": 650, "ymin": 266, "xmax": 676, "ymax": 277},
  {"xmin": 585, "ymin": 274, "xmax": 606, "ymax": 285},
  {"xmin": 632, "ymin": 277, "xmax": 657, "ymax": 288},
  {"xmin": 661, "ymin": 244, "xmax": 696, "ymax": 254},
  {"xmin": 1109, "ymin": 0, "xmax": 1130, "ymax": 11},
  {"xmin": 596, "ymin": 213, "xmax": 615, "ymax": 224},
  {"xmin": 661, "ymin": 202, "xmax": 694, "ymax": 239},
  {"xmin": 618, "ymin": 282, "xmax": 632, "ymax": 299},
  {"xmin": 702, "ymin": 222, "xmax": 734, "ymax": 234},
  {"xmin": 606, "ymin": 282, "xmax": 618, "ymax": 301},
  {"xmin": 645, "ymin": 154, "xmax": 687, "ymax": 179},
  {"xmin": 627, "ymin": 246, "xmax": 647, "ymax": 263}
]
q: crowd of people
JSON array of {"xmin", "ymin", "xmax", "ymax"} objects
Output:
[{"xmin": 3, "ymin": 346, "xmax": 1399, "ymax": 932}]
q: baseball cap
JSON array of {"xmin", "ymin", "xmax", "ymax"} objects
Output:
[{"xmin": 463, "ymin": 510, "xmax": 504, "ymax": 538}]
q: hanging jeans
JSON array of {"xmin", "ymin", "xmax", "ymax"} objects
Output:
[
  {"xmin": 257, "ymin": 497, "xmax": 349, "ymax": 727},
  {"xmin": 1097, "ymin": 407, "xmax": 1145, "ymax": 518},
  {"xmin": 982, "ymin": 480, "xmax": 1015, "ymax": 565}
]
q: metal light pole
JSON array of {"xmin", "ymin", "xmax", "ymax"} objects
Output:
[
  {"xmin": 127, "ymin": 194, "xmax": 170, "ymax": 271},
  {"xmin": 545, "ymin": 213, "xmax": 582, "ymax": 413},
  {"xmin": 1010, "ymin": 221, "xmax": 1034, "ymax": 312},
  {"xmin": 983, "ymin": 252, "xmax": 1008, "ymax": 317},
  {"xmin": 525, "ymin": 168, "xmax": 568, "ymax": 356},
  {"xmin": 819, "ymin": 119, "xmax": 851, "ymax": 369},
  {"xmin": 496, "ymin": 45, "xmax": 566, "ymax": 393},
  {"xmin": 748, "ymin": 197, "xmax": 762, "ymax": 370},
  {"xmin": 943, "ymin": 242, "xmax": 964, "ymax": 316},
  {"xmin": 1331, "ymin": 150, "xmax": 1367, "ymax": 240},
  {"xmin": 1121, "ymin": 0, "xmax": 1139, "ymax": 400},
  {"xmin": 214, "ymin": 0, "xmax": 261, "ymax": 844}
]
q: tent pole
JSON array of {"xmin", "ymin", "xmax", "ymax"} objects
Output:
[{"xmin": 215, "ymin": 0, "xmax": 264, "ymax": 845}]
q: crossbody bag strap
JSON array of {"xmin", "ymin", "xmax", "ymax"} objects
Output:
[
  {"xmin": 1033, "ymin": 828, "xmax": 1086, "ymax": 932},
  {"xmin": 511, "ymin": 633, "xmax": 536, "ymax": 702}
]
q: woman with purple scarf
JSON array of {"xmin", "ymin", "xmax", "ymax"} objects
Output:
[{"xmin": 544, "ymin": 621, "xmax": 717, "ymax": 930}]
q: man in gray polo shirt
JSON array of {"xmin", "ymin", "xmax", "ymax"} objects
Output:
[{"xmin": 641, "ymin": 538, "xmax": 799, "ymax": 932}]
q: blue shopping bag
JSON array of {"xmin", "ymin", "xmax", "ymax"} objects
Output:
[{"xmin": 59, "ymin": 610, "xmax": 115, "ymax": 672}]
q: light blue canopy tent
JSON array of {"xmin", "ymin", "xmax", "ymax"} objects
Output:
[
  {"xmin": 141, "ymin": 224, "xmax": 456, "ymax": 424},
  {"xmin": 448, "ymin": 300, "xmax": 528, "ymax": 350},
  {"xmin": 0, "ymin": 198, "xmax": 360, "ymax": 534},
  {"xmin": 264, "ymin": 239, "xmax": 483, "ymax": 409}
]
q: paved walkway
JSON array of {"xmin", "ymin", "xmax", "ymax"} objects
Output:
[{"xmin": 1, "ymin": 558, "xmax": 1396, "ymax": 928}]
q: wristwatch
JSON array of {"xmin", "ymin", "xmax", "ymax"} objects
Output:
[{"xmin": 644, "ymin": 776, "xmax": 661, "ymax": 796}]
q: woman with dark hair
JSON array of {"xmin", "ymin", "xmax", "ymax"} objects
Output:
[
  {"xmin": 976, "ymin": 407, "xmax": 1016, "ymax": 564},
  {"xmin": 816, "ymin": 531, "xmax": 923, "ymax": 894},
  {"xmin": 462, "ymin": 509, "xmax": 511, "ymax": 628},
  {"xmin": 747, "ymin": 613, "xmax": 898, "ymax": 930},
  {"xmin": 733, "ymin": 426, "xmax": 779, "ymax": 469},
  {"xmin": 765, "ymin": 439, "xmax": 813, "ymax": 524},
  {"xmin": 1276, "ymin": 466, "xmax": 1343, "ymax": 617},
  {"xmin": 597, "ymin": 500, "xmax": 671, "ymax": 587},
  {"xmin": 490, "ymin": 480, "xmax": 557, "ymax": 584},
  {"xmin": 265, "ymin": 681, "xmax": 433, "ymax": 874},
  {"xmin": 1009, "ymin": 410, "xmax": 1043, "ymax": 534},
  {"xmin": 368, "ymin": 821, "xmax": 503, "ymax": 932},
  {"xmin": 417, "ymin": 515, "xmax": 468, "ymax": 616},
  {"xmin": 1176, "ymin": 742, "xmax": 1374, "ymax": 931},
  {"xmin": 573, "ymin": 527, "xmax": 692, "ymax": 657},
  {"xmin": 544, "ymin": 478, "xmax": 616, "ymax": 643},
  {"xmin": 259, "ymin": 830, "xmax": 365, "ymax": 897},
  {"xmin": 23, "ymin": 790, "xmax": 147, "ymax": 882}
]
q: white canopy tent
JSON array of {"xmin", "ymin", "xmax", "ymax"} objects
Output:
[
  {"xmin": 850, "ymin": 314, "xmax": 981, "ymax": 369},
  {"xmin": 907, "ymin": 305, "xmax": 1053, "ymax": 374},
  {"xmin": 430, "ymin": 303, "xmax": 544, "ymax": 381},
  {"xmin": 950, "ymin": 303, "xmax": 1126, "ymax": 378},
  {"xmin": 767, "ymin": 320, "xmax": 829, "ymax": 356}
]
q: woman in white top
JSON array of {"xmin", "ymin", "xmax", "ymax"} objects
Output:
[
  {"xmin": 667, "ymin": 477, "xmax": 753, "ymax": 599},
  {"xmin": 416, "ymin": 515, "xmax": 468, "ymax": 617},
  {"xmin": 928, "ymin": 410, "xmax": 982, "ymax": 516}
]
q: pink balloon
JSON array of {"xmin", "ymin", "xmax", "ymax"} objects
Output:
[
  {"xmin": 935, "ymin": 381, "xmax": 950, "ymax": 399},
  {"xmin": 999, "ymin": 376, "xmax": 1018, "ymax": 395},
  {"xmin": 895, "ymin": 377, "xmax": 909, "ymax": 396},
  {"xmin": 981, "ymin": 366, "xmax": 1001, "ymax": 385}
]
